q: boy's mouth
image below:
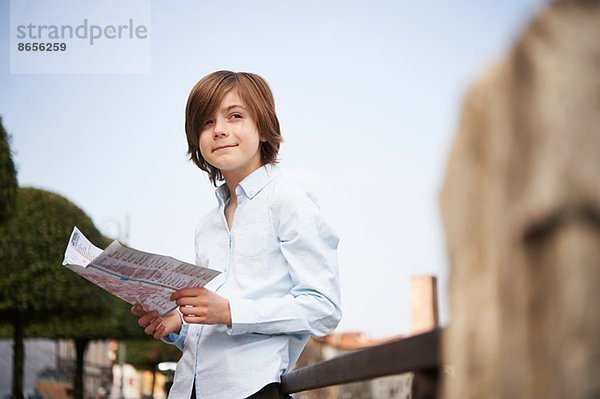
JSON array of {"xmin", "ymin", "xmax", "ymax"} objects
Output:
[{"xmin": 213, "ymin": 144, "xmax": 238, "ymax": 152}]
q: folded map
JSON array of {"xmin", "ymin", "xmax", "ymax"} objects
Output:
[{"xmin": 63, "ymin": 226, "xmax": 220, "ymax": 315}]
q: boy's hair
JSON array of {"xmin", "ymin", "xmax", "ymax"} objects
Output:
[{"xmin": 185, "ymin": 70, "xmax": 283, "ymax": 185}]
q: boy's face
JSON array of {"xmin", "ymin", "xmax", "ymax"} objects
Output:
[{"xmin": 198, "ymin": 89, "xmax": 263, "ymax": 183}]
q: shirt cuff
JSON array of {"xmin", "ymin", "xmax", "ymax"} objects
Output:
[
  {"xmin": 227, "ymin": 298, "xmax": 257, "ymax": 335},
  {"xmin": 161, "ymin": 323, "xmax": 188, "ymax": 351}
]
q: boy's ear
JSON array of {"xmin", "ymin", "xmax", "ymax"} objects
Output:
[{"xmin": 259, "ymin": 134, "xmax": 268, "ymax": 143}]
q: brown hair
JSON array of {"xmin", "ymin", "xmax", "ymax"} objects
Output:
[{"xmin": 185, "ymin": 70, "xmax": 283, "ymax": 185}]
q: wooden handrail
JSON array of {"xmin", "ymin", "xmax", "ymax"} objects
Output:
[{"xmin": 281, "ymin": 328, "xmax": 442, "ymax": 394}]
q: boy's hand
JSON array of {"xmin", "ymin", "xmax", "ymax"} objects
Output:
[
  {"xmin": 131, "ymin": 304, "xmax": 182, "ymax": 339},
  {"xmin": 171, "ymin": 287, "xmax": 232, "ymax": 326}
]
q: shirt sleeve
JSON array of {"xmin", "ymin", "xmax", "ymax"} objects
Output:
[
  {"xmin": 227, "ymin": 183, "xmax": 342, "ymax": 336},
  {"xmin": 161, "ymin": 323, "xmax": 188, "ymax": 351}
]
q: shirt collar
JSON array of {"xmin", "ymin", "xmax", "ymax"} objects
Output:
[{"xmin": 215, "ymin": 164, "xmax": 281, "ymax": 205}]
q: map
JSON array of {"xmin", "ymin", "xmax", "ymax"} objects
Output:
[{"xmin": 63, "ymin": 226, "xmax": 220, "ymax": 315}]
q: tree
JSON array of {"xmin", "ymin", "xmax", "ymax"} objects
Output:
[
  {"xmin": 27, "ymin": 295, "xmax": 150, "ymax": 399},
  {"xmin": 0, "ymin": 116, "xmax": 17, "ymax": 223},
  {"xmin": 0, "ymin": 187, "xmax": 113, "ymax": 399},
  {"xmin": 23, "ymin": 298, "xmax": 180, "ymax": 399},
  {"xmin": 0, "ymin": 187, "xmax": 180, "ymax": 399}
]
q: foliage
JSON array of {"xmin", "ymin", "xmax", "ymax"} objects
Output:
[
  {"xmin": 0, "ymin": 187, "xmax": 113, "ymax": 399},
  {"xmin": 0, "ymin": 187, "xmax": 178, "ymax": 398},
  {"xmin": 0, "ymin": 187, "xmax": 112, "ymax": 321},
  {"xmin": 0, "ymin": 116, "xmax": 18, "ymax": 223},
  {"xmin": 25, "ymin": 295, "xmax": 147, "ymax": 340}
]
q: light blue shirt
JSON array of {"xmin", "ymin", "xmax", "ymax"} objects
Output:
[{"xmin": 165, "ymin": 164, "xmax": 342, "ymax": 398}]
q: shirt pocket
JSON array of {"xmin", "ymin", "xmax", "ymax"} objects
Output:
[{"xmin": 235, "ymin": 222, "xmax": 277, "ymax": 257}]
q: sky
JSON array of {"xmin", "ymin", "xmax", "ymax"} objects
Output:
[{"xmin": 0, "ymin": 0, "xmax": 546, "ymax": 338}]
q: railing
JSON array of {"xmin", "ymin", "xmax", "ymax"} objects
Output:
[
  {"xmin": 282, "ymin": 275, "xmax": 443, "ymax": 398},
  {"xmin": 281, "ymin": 328, "xmax": 442, "ymax": 398}
]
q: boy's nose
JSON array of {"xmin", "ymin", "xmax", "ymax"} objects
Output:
[{"xmin": 213, "ymin": 119, "xmax": 228, "ymax": 138}]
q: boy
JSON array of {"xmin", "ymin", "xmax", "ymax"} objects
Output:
[{"xmin": 132, "ymin": 70, "xmax": 341, "ymax": 398}]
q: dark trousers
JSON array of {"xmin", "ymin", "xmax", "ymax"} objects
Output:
[
  {"xmin": 190, "ymin": 382, "xmax": 291, "ymax": 399},
  {"xmin": 245, "ymin": 383, "xmax": 291, "ymax": 399}
]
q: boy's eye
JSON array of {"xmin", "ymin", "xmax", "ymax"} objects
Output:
[
  {"xmin": 203, "ymin": 119, "xmax": 214, "ymax": 127},
  {"xmin": 230, "ymin": 113, "xmax": 242, "ymax": 119}
]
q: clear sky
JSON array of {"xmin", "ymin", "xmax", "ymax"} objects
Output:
[{"xmin": 1, "ymin": 0, "xmax": 545, "ymax": 338}]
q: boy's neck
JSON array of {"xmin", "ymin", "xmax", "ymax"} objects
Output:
[
  {"xmin": 223, "ymin": 174, "xmax": 241, "ymax": 231},
  {"xmin": 224, "ymin": 178, "xmax": 240, "ymax": 201},
  {"xmin": 224, "ymin": 191, "xmax": 237, "ymax": 230},
  {"xmin": 226, "ymin": 183, "xmax": 238, "ymax": 203}
]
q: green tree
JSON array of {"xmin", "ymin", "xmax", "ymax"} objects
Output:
[
  {"xmin": 0, "ymin": 187, "xmax": 112, "ymax": 399},
  {"xmin": 0, "ymin": 187, "xmax": 180, "ymax": 399},
  {"xmin": 0, "ymin": 116, "xmax": 17, "ymax": 223}
]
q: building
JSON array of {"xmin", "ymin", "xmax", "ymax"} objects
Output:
[{"xmin": 1, "ymin": 339, "xmax": 168, "ymax": 399}]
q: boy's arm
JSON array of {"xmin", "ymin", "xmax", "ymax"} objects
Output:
[{"xmin": 228, "ymin": 185, "xmax": 342, "ymax": 336}]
